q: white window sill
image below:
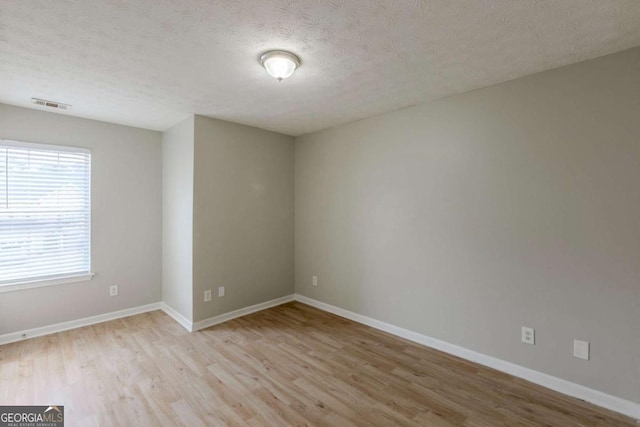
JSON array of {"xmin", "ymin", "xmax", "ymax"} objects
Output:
[{"xmin": 0, "ymin": 273, "xmax": 95, "ymax": 293}]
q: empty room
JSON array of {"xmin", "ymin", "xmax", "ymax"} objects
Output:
[{"xmin": 1, "ymin": 1, "xmax": 639, "ymax": 426}]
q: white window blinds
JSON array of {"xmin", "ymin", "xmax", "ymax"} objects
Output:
[{"xmin": 0, "ymin": 140, "xmax": 91, "ymax": 285}]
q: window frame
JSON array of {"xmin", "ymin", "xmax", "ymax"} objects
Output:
[{"xmin": 0, "ymin": 139, "xmax": 94, "ymax": 293}]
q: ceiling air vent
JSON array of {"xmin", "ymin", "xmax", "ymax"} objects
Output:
[{"xmin": 31, "ymin": 98, "xmax": 71, "ymax": 110}]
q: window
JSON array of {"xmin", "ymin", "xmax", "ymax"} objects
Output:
[{"xmin": 0, "ymin": 139, "xmax": 91, "ymax": 291}]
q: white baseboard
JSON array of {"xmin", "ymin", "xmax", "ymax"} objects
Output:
[
  {"xmin": 0, "ymin": 294, "xmax": 295, "ymax": 345},
  {"xmin": 294, "ymin": 294, "xmax": 640, "ymax": 421},
  {"xmin": 0, "ymin": 302, "xmax": 161, "ymax": 346},
  {"xmin": 160, "ymin": 302, "xmax": 194, "ymax": 332},
  {"xmin": 192, "ymin": 294, "xmax": 295, "ymax": 331},
  {"xmin": 4, "ymin": 293, "xmax": 636, "ymax": 419}
]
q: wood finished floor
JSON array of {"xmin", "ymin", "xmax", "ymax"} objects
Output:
[{"xmin": 0, "ymin": 302, "xmax": 635, "ymax": 426}]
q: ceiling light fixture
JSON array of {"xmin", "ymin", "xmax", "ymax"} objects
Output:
[{"xmin": 259, "ymin": 50, "xmax": 300, "ymax": 81}]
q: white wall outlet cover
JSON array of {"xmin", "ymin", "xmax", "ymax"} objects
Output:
[
  {"xmin": 573, "ymin": 340, "xmax": 590, "ymax": 360},
  {"xmin": 204, "ymin": 290, "xmax": 212, "ymax": 302},
  {"xmin": 521, "ymin": 327, "xmax": 535, "ymax": 345},
  {"xmin": 109, "ymin": 285, "xmax": 118, "ymax": 296},
  {"xmin": 312, "ymin": 276, "xmax": 318, "ymax": 286},
  {"xmin": 218, "ymin": 286, "xmax": 225, "ymax": 297}
]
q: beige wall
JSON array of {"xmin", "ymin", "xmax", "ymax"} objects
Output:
[
  {"xmin": 162, "ymin": 116, "xmax": 194, "ymax": 320},
  {"xmin": 0, "ymin": 104, "xmax": 162, "ymax": 334},
  {"xmin": 192, "ymin": 115, "xmax": 294, "ymax": 322},
  {"xmin": 295, "ymin": 47, "xmax": 640, "ymax": 403}
]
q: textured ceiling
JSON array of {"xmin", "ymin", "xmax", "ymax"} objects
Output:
[{"xmin": 1, "ymin": 1, "xmax": 640, "ymax": 136}]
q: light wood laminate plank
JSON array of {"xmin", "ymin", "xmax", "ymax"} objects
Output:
[{"xmin": 0, "ymin": 302, "xmax": 635, "ymax": 426}]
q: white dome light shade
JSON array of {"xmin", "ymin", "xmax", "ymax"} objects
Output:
[{"xmin": 260, "ymin": 50, "xmax": 300, "ymax": 81}]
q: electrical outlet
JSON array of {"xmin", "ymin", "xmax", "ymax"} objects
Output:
[
  {"xmin": 204, "ymin": 290, "xmax": 212, "ymax": 302},
  {"xmin": 109, "ymin": 285, "xmax": 118, "ymax": 297},
  {"xmin": 312, "ymin": 276, "xmax": 318, "ymax": 286},
  {"xmin": 573, "ymin": 340, "xmax": 590, "ymax": 360},
  {"xmin": 218, "ymin": 286, "xmax": 225, "ymax": 297},
  {"xmin": 521, "ymin": 327, "xmax": 535, "ymax": 345}
]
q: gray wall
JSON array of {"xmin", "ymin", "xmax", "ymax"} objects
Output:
[
  {"xmin": 0, "ymin": 104, "xmax": 162, "ymax": 334},
  {"xmin": 295, "ymin": 47, "xmax": 640, "ymax": 403},
  {"xmin": 162, "ymin": 116, "xmax": 194, "ymax": 320},
  {"xmin": 192, "ymin": 115, "xmax": 294, "ymax": 322}
]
